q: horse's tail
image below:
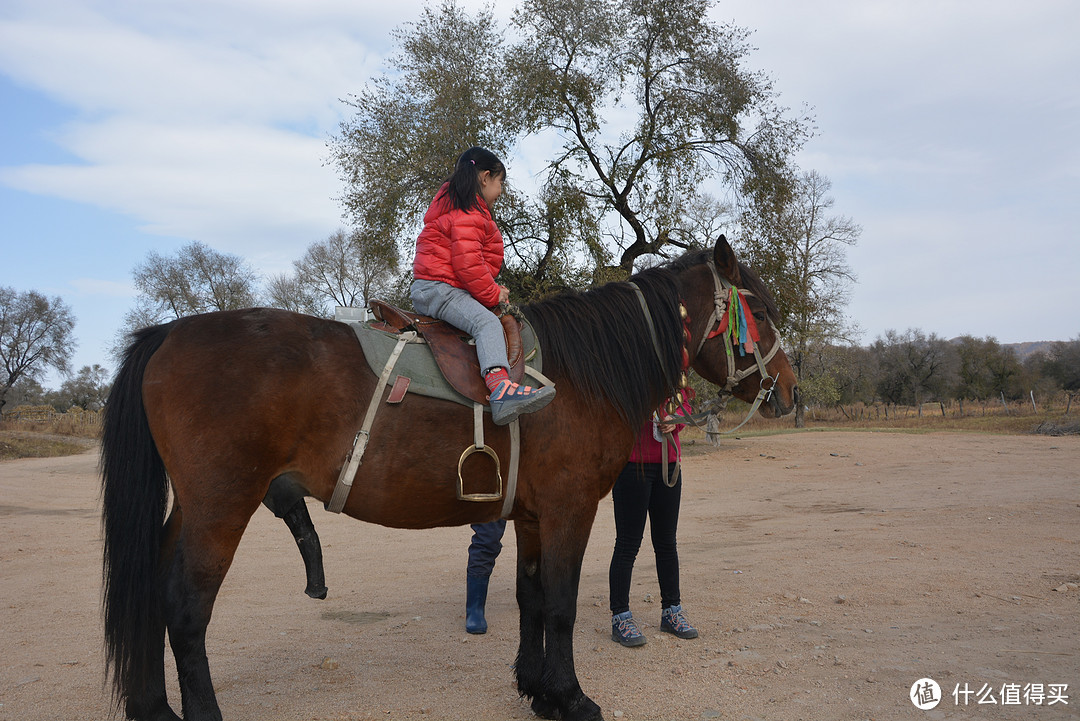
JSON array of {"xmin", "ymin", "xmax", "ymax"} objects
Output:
[{"xmin": 100, "ymin": 322, "xmax": 173, "ymax": 708}]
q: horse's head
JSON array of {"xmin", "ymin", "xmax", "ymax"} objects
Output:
[{"xmin": 677, "ymin": 235, "xmax": 797, "ymax": 419}]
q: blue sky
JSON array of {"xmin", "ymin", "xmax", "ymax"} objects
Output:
[{"xmin": 2, "ymin": 0, "xmax": 1078, "ymax": 389}]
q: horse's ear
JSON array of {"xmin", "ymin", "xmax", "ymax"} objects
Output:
[{"xmin": 713, "ymin": 234, "xmax": 742, "ymax": 285}]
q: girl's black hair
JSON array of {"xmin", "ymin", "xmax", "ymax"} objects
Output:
[{"xmin": 443, "ymin": 146, "xmax": 506, "ymax": 213}]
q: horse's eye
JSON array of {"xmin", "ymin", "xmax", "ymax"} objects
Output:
[{"xmin": 754, "ymin": 312, "xmax": 766, "ymax": 323}]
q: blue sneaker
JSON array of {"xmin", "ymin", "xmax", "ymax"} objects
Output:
[
  {"xmin": 660, "ymin": 604, "xmax": 699, "ymax": 639},
  {"xmin": 488, "ymin": 379, "xmax": 555, "ymax": 426},
  {"xmin": 611, "ymin": 611, "xmax": 647, "ymax": 647}
]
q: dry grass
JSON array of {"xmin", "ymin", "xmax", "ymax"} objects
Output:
[
  {"xmin": 1, "ymin": 401, "xmax": 1075, "ymax": 461},
  {"xmin": 0, "ymin": 409, "xmax": 102, "ymax": 460},
  {"xmin": 681, "ymin": 399, "xmax": 1078, "ymax": 445},
  {"xmin": 0, "ymin": 432, "xmax": 96, "ymax": 461}
]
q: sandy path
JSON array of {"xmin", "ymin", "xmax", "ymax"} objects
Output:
[{"xmin": 1, "ymin": 431, "xmax": 1077, "ymax": 720}]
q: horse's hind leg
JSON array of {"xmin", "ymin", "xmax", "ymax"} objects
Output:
[
  {"xmin": 162, "ymin": 495, "xmax": 261, "ymax": 721},
  {"xmin": 263, "ymin": 474, "xmax": 327, "ymax": 599},
  {"xmin": 124, "ymin": 507, "xmax": 184, "ymax": 721}
]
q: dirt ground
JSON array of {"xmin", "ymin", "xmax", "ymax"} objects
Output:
[{"xmin": 1, "ymin": 431, "xmax": 1078, "ymax": 721}]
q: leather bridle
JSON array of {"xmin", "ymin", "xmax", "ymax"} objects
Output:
[
  {"xmin": 694, "ymin": 258, "xmax": 782, "ymax": 430},
  {"xmin": 627, "ymin": 258, "xmax": 785, "ymax": 484},
  {"xmin": 631, "ymin": 258, "xmax": 784, "ymax": 446}
]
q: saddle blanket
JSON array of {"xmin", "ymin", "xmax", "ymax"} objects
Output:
[{"xmin": 339, "ymin": 310, "xmax": 544, "ymax": 409}]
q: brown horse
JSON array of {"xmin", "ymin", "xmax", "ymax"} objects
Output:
[{"xmin": 100, "ymin": 236, "xmax": 797, "ymax": 721}]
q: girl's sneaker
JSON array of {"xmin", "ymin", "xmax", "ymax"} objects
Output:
[
  {"xmin": 611, "ymin": 611, "xmax": 647, "ymax": 647},
  {"xmin": 660, "ymin": 604, "xmax": 699, "ymax": 639},
  {"xmin": 487, "ymin": 378, "xmax": 555, "ymax": 425}
]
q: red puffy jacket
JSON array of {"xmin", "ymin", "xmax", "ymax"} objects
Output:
[{"xmin": 412, "ymin": 183, "xmax": 503, "ymax": 308}]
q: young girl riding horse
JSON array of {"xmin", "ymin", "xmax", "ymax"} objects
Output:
[{"xmin": 410, "ymin": 146, "xmax": 555, "ymax": 425}]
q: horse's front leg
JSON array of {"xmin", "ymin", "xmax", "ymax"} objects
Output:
[
  {"xmin": 521, "ymin": 508, "xmax": 604, "ymax": 721},
  {"xmin": 514, "ymin": 518, "xmax": 559, "ymax": 719}
]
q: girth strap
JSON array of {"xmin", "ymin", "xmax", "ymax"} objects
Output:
[
  {"xmin": 329, "ymin": 329, "xmax": 533, "ymax": 518},
  {"xmin": 327, "ymin": 330, "xmax": 417, "ymax": 513}
]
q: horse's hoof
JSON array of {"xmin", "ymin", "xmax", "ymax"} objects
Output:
[
  {"xmin": 531, "ymin": 695, "xmax": 561, "ymax": 720},
  {"xmin": 564, "ymin": 694, "xmax": 603, "ymax": 721},
  {"xmin": 306, "ymin": 585, "xmax": 328, "ymax": 600},
  {"xmin": 126, "ymin": 699, "xmax": 183, "ymax": 721}
]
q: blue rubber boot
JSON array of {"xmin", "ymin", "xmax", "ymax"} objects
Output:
[{"xmin": 465, "ymin": 575, "xmax": 490, "ymax": 634}]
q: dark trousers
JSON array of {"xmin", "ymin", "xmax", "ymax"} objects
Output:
[
  {"xmin": 467, "ymin": 519, "xmax": 507, "ymax": 577},
  {"xmin": 608, "ymin": 462, "xmax": 682, "ymax": 614}
]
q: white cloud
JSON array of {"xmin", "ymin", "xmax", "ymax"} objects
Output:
[{"xmin": 1, "ymin": 0, "xmax": 1078, "ymax": 365}]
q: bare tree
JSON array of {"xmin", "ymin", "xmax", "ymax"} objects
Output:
[
  {"xmin": 130, "ymin": 241, "xmax": 261, "ymax": 322},
  {"xmin": 0, "ymin": 287, "xmax": 76, "ymax": 413},
  {"xmin": 113, "ymin": 242, "xmax": 262, "ymax": 362},
  {"xmin": 873, "ymin": 329, "xmax": 957, "ymax": 415},
  {"xmin": 740, "ymin": 169, "xmax": 861, "ymax": 426},
  {"xmin": 288, "ymin": 229, "xmax": 399, "ymax": 315},
  {"xmin": 265, "ymin": 272, "xmax": 326, "ymax": 317}
]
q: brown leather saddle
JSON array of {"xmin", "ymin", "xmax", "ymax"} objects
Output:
[{"xmin": 368, "ymin": 299, "xmax": 525, "ymax": 405}]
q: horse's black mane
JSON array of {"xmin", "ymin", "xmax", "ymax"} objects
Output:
[{"xmin": 522, "ymin": 260, "xmax": 687, "ymax": 428}]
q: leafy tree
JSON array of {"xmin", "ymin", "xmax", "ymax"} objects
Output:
[
  {"xmin": 738, "ymin": 169, "xmax": 860, "ymax": 426},
  {"xmin": 328, "ymin": 0, "xmax": 810, "ymax": 297},
  {"xmin": 800, "ymin": 341, "xmax": 877, "ymax": 417},
  {"xmin": 952, "ymin": 335, "xmax": 1022, "ymax": 413},
  {"xmin": 506, "ymin": 0, "xmax": 809, "ymax": 273},
  {"xmin": 330, "ymin": 1, "xmax": 518, "ymax": 249},
  {"xmin": 873, "ymin": 329, "xmax": 956, "ymax": 415},
  {"xmin": 52, "ymin": 364, "xmax": 111, "ymax": 411},
  {"xmin": 2, "ymin": 376, "xmax": 47, "ymax": 410},
  {"xmin": 0, "ymin": 287, "xmax": 76, "ymax": 413},
  {"xmin": 1037, "ymin": 336, "xmax": 1080, "ymax": 413}
]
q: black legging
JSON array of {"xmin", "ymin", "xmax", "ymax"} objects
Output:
[{"xmin": 608, "ymin": 461, "xmax": 682, "ymax": 615}]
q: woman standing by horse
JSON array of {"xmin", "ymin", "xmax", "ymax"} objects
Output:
[{"xmin": 609, "ymin": 400, "xmax": 699, "ymax": 647}]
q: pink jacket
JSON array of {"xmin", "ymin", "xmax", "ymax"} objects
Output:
[
  {"xmin": 412, "ymin": 183, "xmax": 504, "ymax": 308},
  {"xmin": 629, "ymin": 403, "xmax": 689, "ymax": 464}
]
